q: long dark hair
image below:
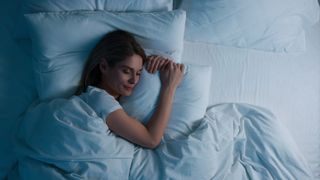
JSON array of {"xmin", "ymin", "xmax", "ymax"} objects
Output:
[{"xmin": 75, "ymin": 30, "xmax": 146, "ymax": 95}]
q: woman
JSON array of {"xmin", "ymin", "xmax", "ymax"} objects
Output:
[{"xmin": 76, "ymin": 30, "xmax": 184, "ymax": 149}]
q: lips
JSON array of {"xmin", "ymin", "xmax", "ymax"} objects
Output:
[{"xmin": 124, "ymin": 85, "xmax": 134, "ymax": 91}]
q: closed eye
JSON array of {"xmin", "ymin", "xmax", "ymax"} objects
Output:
[{"xmin": 122, "ymin": 68, "xmax": 131, "ymax": 74}]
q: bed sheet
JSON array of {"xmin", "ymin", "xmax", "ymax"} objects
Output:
[{"xmin": 181, "ymin": 22, "xmax": 320, "ymax": 178}]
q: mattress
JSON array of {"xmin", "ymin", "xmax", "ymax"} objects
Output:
[{"xmin": 181, "ymin": 21, "xmax": 320, "ymax": 178}]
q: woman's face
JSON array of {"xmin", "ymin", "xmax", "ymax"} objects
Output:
[{"xmin": 99, "ymin": 54, "xmax": 143, "ymax": 98}]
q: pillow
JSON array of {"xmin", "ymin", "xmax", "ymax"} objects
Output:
[
  {"xmin": 24, "ymin": 10, "xmax": 186, "ymax": 101},
  {"xmin": 15, "ymin": 0, "xmax": 173, "ymax": 39},
  {"xmin": 120, "ymin": 65, "xmax": 212, "ymax": 138},
  {"xmin": 23, "ymin": 0, "xmax": 173, "ymax": 12},
  {"xmin": 177, "ymin": 0, "xmax": 320, "ymax": 52}
]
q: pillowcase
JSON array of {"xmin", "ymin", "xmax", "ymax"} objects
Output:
[
  {"xmin": 120, "ymin": 65, "xmax": 212, "ymax": 138},
  {"xmin": 177, "ymin": 0, "xmax": 320, "ymax": 52},
  {"xmin": 24, "ymin": 10, "xmax": 186, "ymax": 101},
  {"xmin": 16, "ymin": 0, "xmax": 173, "ymax": 39},
  {"xmin": 23, "ymin": 0, "xmax": 173, "ymax": 12}
]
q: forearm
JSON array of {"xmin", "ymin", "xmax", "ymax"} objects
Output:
[{"xmin": 145, "ymin": 87, "xmax": 175, "ymax": 147}]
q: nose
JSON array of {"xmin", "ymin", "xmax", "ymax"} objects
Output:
[{"xmin": 129, "ymin": 74, "xmax": 139, "ymax": 85}]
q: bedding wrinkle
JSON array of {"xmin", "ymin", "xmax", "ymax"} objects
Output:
[
  {"xmin": 95, "ymin": 0, "xmax": 100, "ymax": 10},
  {"xmin": 231, "ymin": 104, "xmax": 310, "ymax": 179},
  {"xmin": 204, "ymin": 115, "xmax": 221, "ymax": 151},
  {"xmin": 242, "ymin": 116, "xmax": 282, "ymax": 179}
]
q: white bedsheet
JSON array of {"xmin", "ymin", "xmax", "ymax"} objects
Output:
[{"xmin": 181, "ymin": 22, "xmax": 320, "ymax": 178}]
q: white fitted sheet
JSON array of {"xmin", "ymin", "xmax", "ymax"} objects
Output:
[{"xmin": 181, "ymin": 22, "xmax": 320, "ymax": 178}]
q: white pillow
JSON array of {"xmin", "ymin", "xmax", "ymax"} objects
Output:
[
  {"xmin": 23, "ymin": 0, "xmax": 173, "ymax": 12},
  {"xmin": 15, "ymin": 0, "xmax": 173, "ymax": 39},
  {"xmin": 120, "ymin": 65, "xmax": 212, "ymax": 138},
  {"xmin": 24, "ymin": 10, "xmax": 186, "ymax": 101},
  {"xmin": 177, "ymin": 0, "xmax": 320, "ymax": 52}
]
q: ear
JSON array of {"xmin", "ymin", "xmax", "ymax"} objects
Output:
[{"xmin": 99, "ymin": 59, "xmax": 109, "ymax": 74}]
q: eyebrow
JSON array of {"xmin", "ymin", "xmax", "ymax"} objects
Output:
[{"xmin": 120, "ymin": 65, "xmax": 143, "ymax": 72}]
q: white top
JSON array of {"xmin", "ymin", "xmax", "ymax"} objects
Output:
[{"xmin": 79, "ymin": 86, "xmax": 122, "ymax": 122}]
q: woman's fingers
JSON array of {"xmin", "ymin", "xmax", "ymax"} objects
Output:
[
  {"xmin": 152, "ymin": 56, "xmax": 161, "ymax": 73},
  {"xmin": 146, "ymin": 55, "xmax": 172, "ymax": 74},
  {"xmin": 158, "ymin": 59, "xmax": 168, "ymax": 71},
  {"xmin": 160, "ymin": 59, "xmax": 170, "ymax": 71},
  {"xmin": 151, "ymin": 56, "xmax": 162, "ymax": 73},
  {"xmin": 179, "ymin": 63, "xmax": 185, "ymax": 73},
  {"xmin": 159, "ymin": 61, "xmax": 185, "ymax": 90},
  {"xmin": 145, "ymin": 55, "xmax": 155, "ymax": 72},
  {"xmin": 160, "ymin": 61, "xmax": 181, "ymax": 71},
  {"xmin": 146, "ymin": 55, "xmax": 157, "ymax": 73}
]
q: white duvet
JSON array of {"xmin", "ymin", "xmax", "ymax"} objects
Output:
[{"xmin": 8, "ymin": 96, "xmax": 313, "ymax": 179}]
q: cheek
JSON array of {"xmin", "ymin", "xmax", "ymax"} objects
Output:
[{"xmin": 115, "ymin": 72, "xmax": 130, "ymax": 83}]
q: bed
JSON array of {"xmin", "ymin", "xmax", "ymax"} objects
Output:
[{"xmin": 0, "ymin": 0, "xmax": 319, "ymax": 179}]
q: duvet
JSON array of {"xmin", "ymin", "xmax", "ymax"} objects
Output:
[{"xmin": 8, "ymin": 96, "xmax": 313, "ymax": 179}]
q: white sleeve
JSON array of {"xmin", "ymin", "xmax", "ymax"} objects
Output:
[{"xmin": 82, "ymin": 86, "xmax": 122, "ymax": 122}]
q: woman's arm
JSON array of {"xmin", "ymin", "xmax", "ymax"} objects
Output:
[
  {"xmin": 106, "ymin": 87, "xmax": 174, "ymax": 148},
  {"xmin": 106, "ymin": 61, "xmax": 184, "ymax": 149}
]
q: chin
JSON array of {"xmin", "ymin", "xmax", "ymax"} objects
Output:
[
  {"xmin": 120, "ymin": 86, "xmax": 134, "ymax": 96},
  {"xmin": 121, "ymin": 91, "xmax": 132, "ymax": 97}
]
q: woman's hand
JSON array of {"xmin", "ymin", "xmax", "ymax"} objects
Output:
[
  {"xmin": 159, "ymin": 61, "xmax": 184, "ymax": 91},
  {"xmin": 145, "ymin": 55, "xmax": 184, "ymax": 91},
  {"xmin": 145, "ymin": 55, "xmax": 170, "ymax": 74}
]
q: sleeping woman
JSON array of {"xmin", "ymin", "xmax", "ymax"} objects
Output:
[{"xmin": 75, "ymin": 30, "xmax": 185, "ymax": 149}]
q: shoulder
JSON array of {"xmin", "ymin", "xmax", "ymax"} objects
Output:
[
  {"xmin": 79, "ymin": 86, "xmax": 122, "ymax": 121},
  {"xmin": 85, "ymin": 85, "xmax": 110, "ymax": 96},
  {"xmin": 79, "ymin": 85, "xmax": 121, "ymax": 110},
  {"xmin": 81, "ymin": 86, "xmax": 114, "ymax": 101}
]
